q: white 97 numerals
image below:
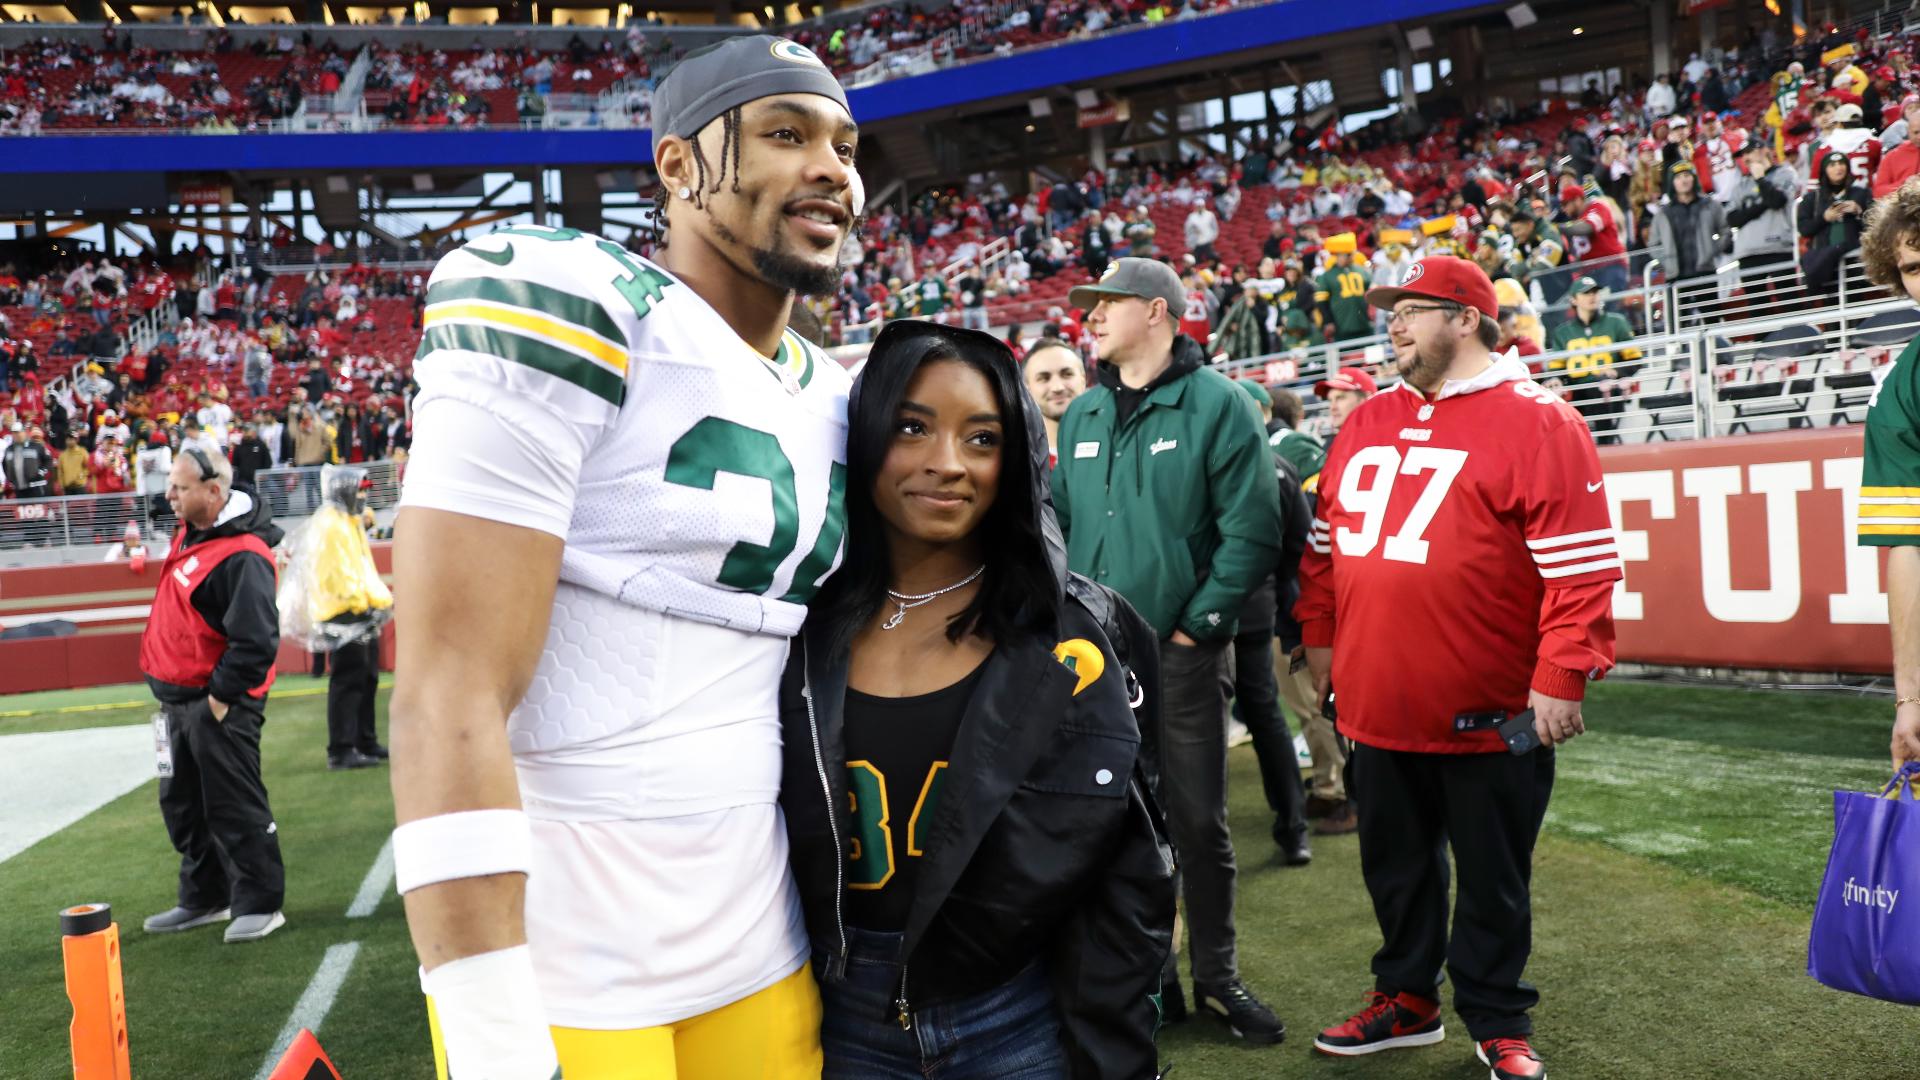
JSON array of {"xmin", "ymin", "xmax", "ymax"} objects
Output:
[{"xmin": 1335, "ymin": 445, "xmax": 1469, "ymax": 565}]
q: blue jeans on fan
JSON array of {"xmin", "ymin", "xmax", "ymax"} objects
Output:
[{"xmin": 816, "ymin": 927, "xmax": 1069, "ymax": 1080}]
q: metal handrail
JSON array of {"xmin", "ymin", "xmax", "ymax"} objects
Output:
[{"xmin": 0, "ymin": 459, "xmax": 404, "ymax": 557}]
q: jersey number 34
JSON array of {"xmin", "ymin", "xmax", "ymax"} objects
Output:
[{"xmin": 665, "ymin": 417, "xmax": 848, "ymax": 605}]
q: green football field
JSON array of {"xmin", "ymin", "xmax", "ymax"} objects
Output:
[{"xmin": 2, "ymin": 678, "xmax": 1916, "ymax": 1079}]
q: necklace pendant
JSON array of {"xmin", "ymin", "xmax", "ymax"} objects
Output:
[{"xmin": 882, "ymin": 605, "xmax": 906, "ymax": 630}]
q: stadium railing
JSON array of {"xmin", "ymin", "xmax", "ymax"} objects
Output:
[{"xmin": 0, "ymin": 459, "xmax": 402, "ymax": 555}]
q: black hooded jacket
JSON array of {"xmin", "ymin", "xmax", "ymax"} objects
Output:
[
  {"xmin": 145, "ymin": 484, "xmax": 285, "ymax": 706},
  {"xmin": 779, "ymin": 323, "xmax": 1176, "ymax": 1080}
]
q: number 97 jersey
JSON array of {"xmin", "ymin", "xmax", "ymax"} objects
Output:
[
  {"xmin": 402, "ymin": 226, "xmax": 851, "ymax": 639},
  {"xmin": 1292, "ymin": 357, "xmax": 1622, "ymax": 754}
]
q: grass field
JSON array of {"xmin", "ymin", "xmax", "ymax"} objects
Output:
[{"xmin": 2, "ymin": 678, "xmax": 1916, "ymax": 1079}]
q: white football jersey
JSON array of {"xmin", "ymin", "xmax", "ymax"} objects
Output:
[{"xmin": 399, "ymin": 226, "xmax": 848, "ymax": 1027}]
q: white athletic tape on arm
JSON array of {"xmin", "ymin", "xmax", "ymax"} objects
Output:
[
  {"xmin": 420, "ymin": 946, "xmax": 559, "ymax": 1080},
  {"xmin": 391, "ymin": 809, "xmax": 533, "ymax": 895}
]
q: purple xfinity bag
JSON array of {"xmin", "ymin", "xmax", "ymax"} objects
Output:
[{"xmin": 1808, "ymin": 762, "xmax": 1920, "ymax": 1006}]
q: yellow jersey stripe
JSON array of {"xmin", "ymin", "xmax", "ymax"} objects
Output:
[
  {"xmin": 1861, "ymin": 486, "xmax": 1920, "ymax": 496},
  {"xmin": 1859, "ymin": 523, "xmax": 1920, "ymax": 535},
  {"xmin": 425, "ymin": 303, "xmax": 628, "ymax": 372}
]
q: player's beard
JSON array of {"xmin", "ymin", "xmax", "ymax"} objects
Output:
[
  {"xmin": 709, "ymin": 184, "xmax": 844, "ymax": 297},
  {"xmin": 1397, "ymin": 332, "xmax": 1456, "ymax": 392}
]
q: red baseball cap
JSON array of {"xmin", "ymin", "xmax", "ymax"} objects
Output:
[
  {"xmin": 1558, "ymin": 182, "xmax": 1587, "ymax": 203},
  {"xmin": 1700, "ymin": 110, "xmax": 1719, "ymax": 122},
  {"xmin": 1364, "ymin": 255, "xmax": 1500, "ymax": 320},
  {"xmin": 1314, "ymin": 367, "xmax": 1380, "ymax": 398}
]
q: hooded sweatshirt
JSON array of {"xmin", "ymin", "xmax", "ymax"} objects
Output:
[{"xmin": 144, "ymin": 486, "xmax": 285, "ymax": 705}]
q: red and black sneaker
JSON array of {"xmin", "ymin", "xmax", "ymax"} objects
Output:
[
  {"xmin": 1312, "ymin": 990, "xmax": 1445, "ymax": 1056},
  {"xmin": 1475, "ymin": 1036, "xmax": 1546, "ymax": 1079}
]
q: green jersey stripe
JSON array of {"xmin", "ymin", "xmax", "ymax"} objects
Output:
[
  {"xmin": 425, "ymin": 275, "xmax": 626, "ymax": 347},
  {"xmin": 418, "ymin": 322, "xmax": 626, "ymax": 406}
]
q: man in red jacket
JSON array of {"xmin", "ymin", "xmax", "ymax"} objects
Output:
[
  {"xmin": 1296, "ymin": 257, "xmax": 1619, "ymax": 1080},
  {"xmin": 1873, "ymin": 95, "xmax": 1920, "ymax": 198}
]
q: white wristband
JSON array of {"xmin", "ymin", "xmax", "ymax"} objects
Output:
[
  {"xmin": 392, "ymin": 809, "xmax": 533, "ymax": 895},
  {"xmin": 421, "ymin": 946, "xmax": 558, "ymax": 1080}
]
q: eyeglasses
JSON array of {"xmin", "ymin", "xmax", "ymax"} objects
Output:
[{"xmin": 1388, "ymin": 304, "xmax": 1456, "ymax": 326}]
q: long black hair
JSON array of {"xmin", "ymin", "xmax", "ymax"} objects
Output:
[{"xmin": 813, "ymin": 320, "xmax": 1061, "ymax": 659}]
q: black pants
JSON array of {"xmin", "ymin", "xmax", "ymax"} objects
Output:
[
  {"xmin": 156, "ymin": 698, "xmax": 285, "ymax": 916},
  {"xmin": 1352, "ymin": 743, "xmax": 1554, "ymax": 1040},
  {"xmin": 326, "ymin": 637, "xmax": 380, "ymax": 757},
  {"xmin": 1157, "ymin": 638, "xmax": 1239, "ymax": 985},
  {"xmin": 1232, "ymin": 625, "xmax": 1308, "ymax": 846}
]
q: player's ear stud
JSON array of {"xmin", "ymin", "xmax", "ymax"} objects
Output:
[{"xmin": 677, "ymin": 187, "xmax": 692, "ymax": 200}]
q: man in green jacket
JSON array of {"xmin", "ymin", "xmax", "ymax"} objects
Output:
[{"xmin": 1054, "ymin": 257, "xmax": 1286, "ymax": 1045}]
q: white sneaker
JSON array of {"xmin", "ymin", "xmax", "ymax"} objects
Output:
[
  {"xmin": 224, "ymin": 911, "xmax": 286, "ymax": 943},
  {"xmin": 143, "ymin": 906, "xmax": 231, "ymax": 933},
  {"xmin": 1227, "ymin": 719, "xmax": 1253, "ymax": 748}
]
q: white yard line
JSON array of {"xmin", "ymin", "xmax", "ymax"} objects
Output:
[
  {"xmin": 346, "ymin": 838, "xmax": 394, "ymax": 919},
  {"xmin": 0, "ymin": 724, "xmax": 154, "ymax": 864},
  {"xmin": 254, "ymin": 942, "xmax": 362, "ymax": 1080}
]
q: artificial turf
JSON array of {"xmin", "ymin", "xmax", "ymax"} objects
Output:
[{"xmin": 0, "ymin": 679, "xmax": 1915, "ymax": 1079}]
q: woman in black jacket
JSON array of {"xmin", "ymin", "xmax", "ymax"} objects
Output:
[
  {"xmin": 1799, "ymin": 149, "xmax": 1873, "ymax": 294},
  {"xmin": 779, "ymin": 320, "xmax": 1175, "ymax": 1079}
]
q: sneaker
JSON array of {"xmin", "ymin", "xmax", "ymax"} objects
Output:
[
  {"xmin": 1476, "ymin": 1036, "xmax": 1545, "ymax": 1080},
  {"xmin": 329, "ymin": 749, "xmax": 382, "ymax": 770},
  {"xmin": 358, "ymin": 743, "xmax": 390, "ymax": 760},
  {"xmin": 1272, "ymin": 821, "xmax": 1312, "ymax": 866},
  {"xmin": 1157, "ymin": 974, "xmax": 1188, "ymax": 1025},
  {"xmin": 142, "ymin": 905, "xmax": 231, "ymax": 934},
  {"xmin": 1313, "ymin": 990, "xmax": 1445, "ymax": 1056},
  {"xmin": 1313, "ymin": 800, "xmax": 1359, "ymax": 835},
  {"xmin": 1192, "ymin": 979, "xmax": 1285, "ymax": 1045},
  {"xmin": 224, "ymin": 911, "xmax": 286, "ymax": 943}
]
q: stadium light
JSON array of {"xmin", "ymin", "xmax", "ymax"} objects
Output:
[{"xmin": 1572, "ymin": 26, "xmax": 1584, "ymax": 35}]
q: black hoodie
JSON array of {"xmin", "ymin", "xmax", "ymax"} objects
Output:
[
  {"xmin": 145, "ymin": 484, "xmax": 285, "ymax": 706},
  {"xmin": 1098, "ymin": 332, "xmax": 1206, "ymax": 429},
  {"xmin": 780, "ymin": 322, "xmax": 1175, "ymax": 1079}
]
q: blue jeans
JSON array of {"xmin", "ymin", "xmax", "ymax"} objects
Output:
[{"xmin": 816, "ymin": 928, "xmax": 1069, "ymax": 1080}]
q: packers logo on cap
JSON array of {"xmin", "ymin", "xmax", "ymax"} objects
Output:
[
  {"xmin": 770, "ymin": 39, "xmax": 826, "ymax": 66},
  {"xmin": 1100, "ymin": 263, "xmax": 1121, "ymax": 282}
]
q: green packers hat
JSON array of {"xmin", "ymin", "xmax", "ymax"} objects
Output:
[
  {"xmin": 1067, "ymin": 257, "xmax": 1187, "ymax": 318},
  {"xmin": 1236, "ymin": 379, "xmax": 1273, "ymax": 408},
  {"xmin": 1568, "ymin": 276, "xmax": 1603, "ymax": 296},
  {"xmin": 652, "ymin": 35, "xmax": 850, "ymax": 145}
]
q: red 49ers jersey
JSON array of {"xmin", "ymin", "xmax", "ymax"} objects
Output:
[{"xmin": 1294, "ymin": 356, "xmax": 1621, "ymax": 753}]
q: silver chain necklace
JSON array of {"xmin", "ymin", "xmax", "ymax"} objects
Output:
[{"xmin": 882, "ymin": 565, "xmax": 986, "ymax": 630}]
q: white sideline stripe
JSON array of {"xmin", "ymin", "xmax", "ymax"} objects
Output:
[
  {"xmin": 0, "ymin": 724, "xmax": 154, "ymax": 865},
  {"xmin": 1526, "ymin": 528, "xmax": 1615, "ymax": 549},
  {"xmin": 254, "ymin": 942, "xmax": 362, "ymax": 1080},
  {"xmin": 346, "ymin": 838, "xmax": 395, "ymax": 918}
]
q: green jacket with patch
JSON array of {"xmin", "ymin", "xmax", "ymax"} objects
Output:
[{"xmin": 1052, "ymin": 335, "xmax": 1282, "ymax": 641}]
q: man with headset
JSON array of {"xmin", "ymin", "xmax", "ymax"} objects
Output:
[{"xmin": 138, "ymin": 444, "xmax": 288, "ymax": 944}]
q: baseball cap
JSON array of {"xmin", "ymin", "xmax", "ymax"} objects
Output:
[
  {"xmin": 1236, "ymin": 379, "xmax": 1272, "ymax": 408},
  {"xmin": 1637, "ymin": 137, "xmax": 1659, "ymax": 151},
  {"xmin": 1835, "ymin": 102, "xmax": 1865, "ymax": 123},
  {"xmin": 1314, "ymin": 368, "xmax": 1380, "ymax": 398},
  {"xmin": 1700, "ymin": 110, "xmax": 1719, "ymax": 122},
  {"xmin": 1067, "ymin": 257, "xmax": 1187, "ymax": 318},
  {"xmin": 1670, "ymin": 160, "xmax": 1698, "ymax": 177},
  {"xmin": 652, "ymin": 35, "xmax": 849, "ymax": 145},
  {"xmin": 1568, "ymin": 276, "xmax": 1605, "ymax": 296},
  {"xmin": 1558, "ymin": 183, "xmax": 1586, "ymax": 202},
  {"xmin": 1365, "ymin": 255, "xmax": 1499, "ymax": 320}
]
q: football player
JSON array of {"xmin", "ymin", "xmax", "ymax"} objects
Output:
[{"xmin": 388, "ymin": 35, "xmax": 860, "ymax": 1080}]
